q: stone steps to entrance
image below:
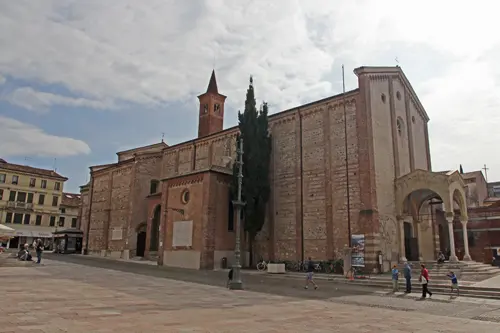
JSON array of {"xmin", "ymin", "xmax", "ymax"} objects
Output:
[{"xmin": 254, "ymin": 271, "xmax": 500, "ymax": 300}]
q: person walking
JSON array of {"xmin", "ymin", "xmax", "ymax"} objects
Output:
[
  {"xmin": 419, "ymin": 264, "xmax": 432, "ymax": 299},
  {"xmin": 35, "ymin": 239, "xmax": 44, "ymax": 264},
  {"xmin": 403, "ymin": 262, "xmax": 412, "ymax": 293},
  {"xmin": 391, "ymin": 265, "xmax": 399, "ymax": 292},
  {"xmin": 304, "ymin": 257, "xmax": 318, "ymax": 290},
  {"xmin": 447, "ymin": 271, "xmax": 459, "ymax": 297}
]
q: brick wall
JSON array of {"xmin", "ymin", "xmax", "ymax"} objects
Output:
[{"xmin": 128, "ymin": 154, "xmax": 162, "ymax": 252}]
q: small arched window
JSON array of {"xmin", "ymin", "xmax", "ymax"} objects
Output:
[
  {"xmin": 150, "ymin": 180, "xmax": 159, "ymax": 195},
  {"xmin": 396, "ymin": 117, "xmax": 404, "ymax": 136}
]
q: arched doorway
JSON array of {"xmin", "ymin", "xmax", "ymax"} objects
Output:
[
  {"xmin": 395, "ymin": 169, "xmax": 469, "ymax": 262},
  {"xmin": 136, "ymin": 223, "xmax": 147, "ymax": 257},
  {"xmin": 150, "ymin": 205, "xmax": 161, "ymax": 252}
]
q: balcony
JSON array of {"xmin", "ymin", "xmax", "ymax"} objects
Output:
[{"xmin": 6, "ymin": 201, "xmax": 34, "ymax": 211}]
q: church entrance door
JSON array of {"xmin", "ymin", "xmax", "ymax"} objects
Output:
[
  {"xmin": 404, "ymin": 222, "xmax": 418, "ymax": 261},
  {"xmin": 136, "ymin": 232, "xmax": 146, "ymax": 257}
]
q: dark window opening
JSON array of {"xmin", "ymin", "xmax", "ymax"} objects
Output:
[
  {"xmin": 17, "ymin": 192, "xmax": 26, "ymax": 203},
  {"xmin": 23, "ymin": 214, "xmax": 31, "ymax": 225},
  {"xmin": 35, "ymin": 215, "xmax": 42, "ymax": 226},
  {"xmin": 71, "ymin": 218, "xmax": 77, "ymax": 228},
  {"xmin": 27, "ymin": 193, "xmax": 34, "ymax": 204},
  {"xmin": 5, "ymin": 212, "xmax": 12, "ymax": 223},
  {"xmin": 150, "ymin": 180, "xmax": 159, "ymax": 195},
  {"xmin": 49, "ymin": 216, "xmax": 56, "ymax": 227},
  {"xmin": 13, "ymin": 213, "xmax": 23, "ymax": 224}
]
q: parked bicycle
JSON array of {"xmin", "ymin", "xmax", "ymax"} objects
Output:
[{"xmin": 256, "ymin": 259, "xmax": 268, "ymax": 271}]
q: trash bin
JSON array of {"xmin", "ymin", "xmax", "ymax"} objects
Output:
[{"xmin": 221, "ymin": 257, "xmax": 228, "ymax": 269}]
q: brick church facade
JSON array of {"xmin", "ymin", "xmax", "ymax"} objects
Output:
[{"xmin": 81, "ymin": 66, "xmax": 471, "ymax": 271}]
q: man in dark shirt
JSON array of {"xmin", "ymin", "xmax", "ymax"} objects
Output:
[
  {"xmin": 35, "ymin": 239, "xmax": 43, "ymax": 264},
  {"xmin": 304, "ymin": 257, "xmax": 318, "ymax": 290}
]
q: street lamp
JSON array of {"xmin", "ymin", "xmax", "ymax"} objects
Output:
[{"xmin": 230, "ymin": 137, "xmax": 245, "ymax": 290}]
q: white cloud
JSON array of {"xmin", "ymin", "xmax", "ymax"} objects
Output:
[
  {"xmin": 0, "ymin": 0, "xmax": 500, "ymax": 180},
  {"xmin": 0, "ymin": 116, "xmax": 91, "ymax": 157},
  {"xmin": 3, "ymin": 87, "xmax": 115, "ymax": 113},
  {"xmin": 0, "ymin": 74, "xmax": 5, "ymax": 85}
]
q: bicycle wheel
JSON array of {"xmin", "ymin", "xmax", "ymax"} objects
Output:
[{"xmin": 256, "ymin": 262, "xmax": 266, "ymax": 271}]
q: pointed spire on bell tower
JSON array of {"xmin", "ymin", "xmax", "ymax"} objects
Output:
[
  {"xmin": 206, "ymin": 69, "xmax": 219, "ymax": 94},
  {"xmin": 197, "ymin": 70, "xmax": 226, "ymax": 138}
]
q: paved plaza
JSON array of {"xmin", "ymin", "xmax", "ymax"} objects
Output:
[{"xmin": 2, "ymin": 258, "xmax": 500, "ymax": 332}]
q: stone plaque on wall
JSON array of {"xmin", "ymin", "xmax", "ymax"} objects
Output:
[
  {"xmin": 111, "ymin": 228, "xmax": 123, "ymax": 240},
  {"xmin": 172, "ymin": 220, "xmax": 193, "ymax": 247}
]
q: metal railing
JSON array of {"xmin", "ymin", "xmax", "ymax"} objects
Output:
[{"xmin": 6, "ymin": 201, "xmax": 34, "ymax": 210}]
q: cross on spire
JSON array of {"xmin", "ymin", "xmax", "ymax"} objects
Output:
[{"xmin": 483, "ymin": 164, "xmax": 489, "ymax": 182}]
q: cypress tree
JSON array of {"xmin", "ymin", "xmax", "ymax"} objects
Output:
[{"xmin": 231, "ymin": 76, "xmax": 272, "ymax": 266}]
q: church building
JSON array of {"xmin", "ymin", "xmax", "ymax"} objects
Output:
[{"xmin": 80, "ymin": 66, "xmax": 472, "ymax": 271}]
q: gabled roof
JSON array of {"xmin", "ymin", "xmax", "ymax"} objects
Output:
[
  {"xmin": 116, "ymin": 142, "xmax": 168, "ymax": 156},
  {"xmin": 0, "ymin": 159, "xmax": 67, "ymax": 181},
  {"xmin": 61, "ymin": 192, "xmax": 81, "ymax": 207},
  {"xmin": 354, "ymin": 66, "xmax": 430, "ymax": 121}
]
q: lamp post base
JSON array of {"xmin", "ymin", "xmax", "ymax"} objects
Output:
[{"xmin": 229, "ymin": 280, "xmax": 243, "ymax": 290}]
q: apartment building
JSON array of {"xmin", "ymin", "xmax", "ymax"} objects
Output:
[
  {"xmin": 59, "ymin": 192, "xmax": 81, "ymax": 229},
  {"xmin": 0, "ymin": 158, "xmax": 68, "ymax": 249}
]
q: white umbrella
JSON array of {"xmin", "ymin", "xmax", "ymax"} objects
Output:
[{"xmin": 0, "ymin": 224, "xmax": 15, "ymax": 237}]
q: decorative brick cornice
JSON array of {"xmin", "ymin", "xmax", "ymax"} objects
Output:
[
  {"xmin": 167, "ymin": 173, "xmax": 204, "ymax": 188},
  {"xmin": 270, "ymin": 115, "xmax": 296, "ymax": 127},
  {"xmin": 112, "ymin": 167, "xmax": 132, "ymax": 176},
  {"xmin": 368, "ymin": 74, "xmax": 391, "ymax": 81}
]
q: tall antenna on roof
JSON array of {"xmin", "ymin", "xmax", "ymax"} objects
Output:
[
  {"xmin": 53, "ymin": 158, "xmax": 57, "ymax": 172},
  {"xmin": 161, "ymin": 132, "xmax": 165, "ymax": 143}
]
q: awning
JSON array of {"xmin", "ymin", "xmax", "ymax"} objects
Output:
[
  {"xmin": 5, "ymin": 225, "xmax": 55, "ymax": 238},
  {"xmin": 0, "ymin": 224, "xmax": 15, "ymax": 237}
]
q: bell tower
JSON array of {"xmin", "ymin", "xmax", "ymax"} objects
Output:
[{"xmin": 198, "ymin": 70, "xmax": 226, "ymax": 138}]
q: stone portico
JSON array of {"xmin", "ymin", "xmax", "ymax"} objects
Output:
[{"xmin": 395, "ymin": 169, "xmax": 471, "ymax": 262}]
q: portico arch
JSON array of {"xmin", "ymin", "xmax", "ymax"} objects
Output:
[{"xmin": 395, "ymin": 169, "xmax": 468, "ymax": 262}]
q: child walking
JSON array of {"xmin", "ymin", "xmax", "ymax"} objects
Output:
[
  {"xmin": 447, "ymin": 271, "xmax": 459, "ymax": 296},
  {"xmin": 391, "ymin": 264, "xmax": 399, "ymax": 292}
]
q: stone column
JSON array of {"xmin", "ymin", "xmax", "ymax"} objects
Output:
[
  {"xmin": 415, "ymin": 220, "xmax": 424, "ymax": 261},
  {"xmin": 446, "ymin": 216, "xmax": 459, "ymax": 262},
  {"xmin": 461, "ymin": 218, "xmax": 472, "ymax": 261},
  {"xmin": 398, "ymin": 217, "xmax": 407, "ymax": 262}
]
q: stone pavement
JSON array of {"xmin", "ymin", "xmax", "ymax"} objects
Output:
[{"xmin": 2, "ymin": 260, "xmax": 500, "ymax": 332}]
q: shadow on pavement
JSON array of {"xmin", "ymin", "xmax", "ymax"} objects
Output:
[{"xmin": 44, "ymin": 253, "xmax": 376, "ymax": 300}]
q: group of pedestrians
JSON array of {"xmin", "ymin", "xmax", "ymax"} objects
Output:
[
  {"xmin": 16, "ymin": 239, "xmax": 44, "ymax": 264},
  {"xmin": 392, "ymin": 262, "xmax": 459, "ymax": 298}
]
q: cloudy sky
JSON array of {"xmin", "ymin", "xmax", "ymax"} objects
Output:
[{"xmin": 1, "ymin": 0, "xmax": 499, "ymax": 193}]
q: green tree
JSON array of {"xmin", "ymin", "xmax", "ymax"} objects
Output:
[{"xmin": 231, "ymin": 76, "xmax": 272, "ymax": 266}]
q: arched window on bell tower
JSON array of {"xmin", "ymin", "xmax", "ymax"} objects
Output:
[{"xmin": 197, "ymin": 70, "xmax": 227, "ymax": 138}]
